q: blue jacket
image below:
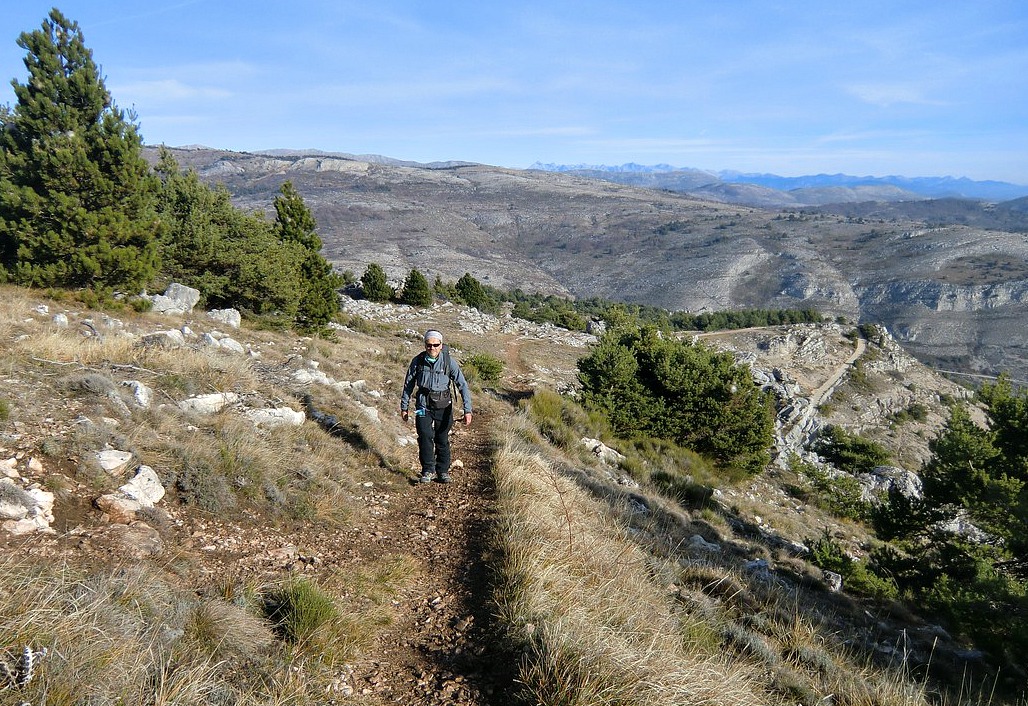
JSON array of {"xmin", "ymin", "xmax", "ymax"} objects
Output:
[{"xmin": 400, "ymin": 347, "xmax": 473, "ymax": 414}]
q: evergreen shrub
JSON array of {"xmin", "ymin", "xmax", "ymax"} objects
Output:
[{"xmin": 463, "ymin": 352, "xmax": 504, "ymax": 383}]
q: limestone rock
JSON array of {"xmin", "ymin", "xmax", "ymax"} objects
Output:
[
  {"xmin": 359, "ymin": 404, "xmax": 381, "ymax": 423},
  {"xmin": 141, "ymin": 329, "xmax": 186, "ymax": 348},
  {"xmin": 0, "ymin": 478, "xmax": 55, "ymax": 534},
  {"xmin": 122, "ymin": 380, "xmax": 153, "ymax": 409},
  {"xmin": 95, "ymin": 493, "xmax": 142, "ymax": 524},
  {"xmin": 689, "ymin": 534, "xmax": 720, "ymax": 552},
  {"xmin": 581, "ymin": 437, "xmax": 625, "ymax": 466},
  {"xmin": 118, "ymin": 465, "xmax": 165, "ymax": 507},
  {"xmin": 857, "ymin": 465, "xmax": 923, "ymax": 503},
  {"xmin": 207, "ymin": 308, "xmax": 242, "ymax": 329},
  {"xmin": 97, "ymin": 449, "xmax": 134, "ymax": 476},
  {"xmin": 179, "ymin": 392, "xmax": 240, "ymax": 415},
  {"xmin": 246, "ymin": 407, "xmax": 306, "ymax": 429},
  {"xmin": 201, "ymin": 331, "xmax": 246, "ymax": 354},
  {"xmin": 218, "ymin": 336, "xmax": 246, "ymax": 354},
  {"xmin": 148, "ymin": 283, "xmax": 200, "ymax": 315},
  {"xmin": 823, "ymin": 570, "xmax": 843, "ymax": 592}
]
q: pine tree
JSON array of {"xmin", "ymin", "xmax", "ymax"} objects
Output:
[
  {"xmin": 274, "ymin": 181, "xmax": 319, "ymax": 251},
  {"xmin": 0, "ymin": 9, "xmax": 160, "ymax": 291},
  {"xmin": 360, "ymin": 263, "xmax": 393, "ymax": 302},
  {"xmin": 154, "ymin": 149, "xmax": 301, "ymax": 318},
  {"xmin": 273, "ymin": 181, "xmax": 340, "ymax": 330},
  {"xmin": 455, "ymin": 272, "xmax": 487, "ymax": 309},
  {"xmin": 399, "ymin": 268, "xmax": 433, "ymax": 307},
  {"xmin": 578, "ymin": 324, "xmax": 774, "ymax": 473}
]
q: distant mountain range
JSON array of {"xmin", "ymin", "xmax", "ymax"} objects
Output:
[{"xmin": 529, "ymin": 163, "xmax": 1028, "ymax": 205}]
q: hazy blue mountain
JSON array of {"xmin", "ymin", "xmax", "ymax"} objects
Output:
[
  {"xmin": 720, "ymin": 171, "xmax": 1028, "ymax": 201},
  {"xmin": 531, "ymin": 163, "xmax": 1028, "ymax": 203}
]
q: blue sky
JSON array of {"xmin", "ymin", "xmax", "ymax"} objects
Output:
[{"xmin": 3, "ymin": 1, "xmax": 1027, "ymax": 182}]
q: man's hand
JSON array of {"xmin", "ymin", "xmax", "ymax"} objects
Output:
[
  {"xmin": 401, "ymin": 409, "xmax": 409, "ymax": 422},
  {"xmin": 463, "ymin": 412, "xmax": 472, "ymax": 427}
]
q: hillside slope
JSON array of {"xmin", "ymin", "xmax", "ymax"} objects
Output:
[
  {"xmin": 2, "ymin": 283, "xmax": 1010, "ymax": 704},
  {"xmin": 151, "ymin": 147, "xmax": 1028, "ymax": 381}
]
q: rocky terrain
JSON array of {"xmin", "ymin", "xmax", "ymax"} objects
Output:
[
  {"xmin": 0, "ymin": 281, "xmax": 995, "ymax": 703},
  {"xmin": 149, "ymin": 146, "xmax": 1028, "ymax": 381}
]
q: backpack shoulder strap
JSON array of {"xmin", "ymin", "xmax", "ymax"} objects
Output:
[
  {"xmin": 442, "ymin": 345, "xmax": 462, "ymax": 410},
  {"xmin": 442, "ymin": 344, "xmax": 452, "ymax": 374}
]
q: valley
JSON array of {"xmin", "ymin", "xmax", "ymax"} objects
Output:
[{"xmin": 153, "ymin": 147, "xmax": 1028, "ymax": 379}]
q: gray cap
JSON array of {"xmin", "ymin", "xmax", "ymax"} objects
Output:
[{"xmin": 423, "ymin": 329, "xmax": 443, "ymax": 342}]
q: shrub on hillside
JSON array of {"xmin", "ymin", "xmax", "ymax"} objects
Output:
[
  {"xmin": 154, "ymin": 150, "xmax": 305, "ymax": 318},
  {"xmin": 869, "ymin": 382, "xmax": 1028, "ymax": 669},
  {"xmin": 463, "ymin": 352, "xmax": 504, "ymax": 383},
  {"xmin": 811, "ymin": 425, "xmax": 890, "ymax": 475},
  {"xmin": 808, "ymin": 531, "xmax": 898, "ymax": 600},
  {"xmin": 523, "ymin": 389, "xmax": 595, "ymax": 451},
  {"xmin": 791, "ymin": 455, "xmax": 869, "ymax": 521},
  {"xmin": 360, "ymin": 263, "xmax": 394, "ymax": 302},
  {"xmin": 578, "ymin": 324, "xmax": 774, "ymax": 474}
]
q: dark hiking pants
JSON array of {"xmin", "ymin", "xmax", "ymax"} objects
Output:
[{"xmin": 415, "ymin": 404, "xmax": 454, "ymax": 475}]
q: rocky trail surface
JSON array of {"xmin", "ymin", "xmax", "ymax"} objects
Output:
[{"xmin": 343, "ymin": 411, "xmax": 515, "ymax": 705}]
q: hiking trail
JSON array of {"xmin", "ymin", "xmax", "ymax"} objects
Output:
[{"xmin": 343, "ymin": 407, "xmax": 515, "ymax": 705}]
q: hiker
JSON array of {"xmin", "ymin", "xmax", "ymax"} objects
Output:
[{"xmin": 400, "ymin": 329, "xmax": 473, "ymax": 483}]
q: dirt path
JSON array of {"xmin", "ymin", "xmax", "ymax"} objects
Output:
[
  {"xmin": 345, "ymin": 408, "xmax": 515, "ymax": 705},
  {"xmin": 808, "ymin": 335, "xmax": 867, "ymax": 407}
]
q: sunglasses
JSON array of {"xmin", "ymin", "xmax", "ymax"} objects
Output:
[{"xmin": 425, "ymin": 343, "xmax": 442, "ymax": 349}]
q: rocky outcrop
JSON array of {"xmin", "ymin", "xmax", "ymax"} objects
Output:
[
  {"xmin": 860, "ymin": 279, "xmax": 1028, "ymax": 313},
  {"xmin": 147, "ymin": 283, "xmax": 201, "ymax": 315},
  {"xmin": 96, "ymin": 465, "xmax": 166, "ymax": 524}
]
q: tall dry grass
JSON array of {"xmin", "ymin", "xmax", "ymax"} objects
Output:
[
  {"xmin": 496, "ymin": 400, "xmax": 999, "ymax": 706},
  {"xmin": 0, "ymin": 552, "xmax": 418, "ymax": 704},
  {"xmin": 490, "ymin": 416, "xmax": 770, "ymax": 706}
]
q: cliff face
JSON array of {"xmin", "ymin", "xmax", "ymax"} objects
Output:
[{"xmin": 153, "ymin": 147, "xmax": 1028, "ymax": 378}]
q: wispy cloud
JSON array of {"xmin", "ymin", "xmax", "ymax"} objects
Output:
[
  {"xmin": 112, "ymin": 79, "xmax": 232, "ymax": 102},
  {"xmin": 814, "ymin": 128, "xmax": 937, "ymax": 145},
  {"xmin": 845, "ymin": 82, "xmax": 948, "ymax": 108}
]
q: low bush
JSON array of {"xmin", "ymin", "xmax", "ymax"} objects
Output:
[
  {"xmin": 811, "ymin": 425, "xmax": 890, "ymax": 475},
  {"xmin": 522, "ymin": 388, "xmax": 593, "ymax": 450},
  {"xmin": 791, "ymin": 455, "xmax": 869, "ymax": 521},
  {"xmin": 808, "ymin": 531, "xmax": 898, "ymax": 600},
  {"xmin": 463, "ymin": 352, "xmax": 505, "ymax": 383}
]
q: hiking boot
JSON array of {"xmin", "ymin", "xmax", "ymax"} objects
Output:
[
  {"xmin": 419, "ymin": 471, "xmax": 436, "ymax": 483},
  {"xmin": 437, "ymin": 471, "xmax": 451, "ymax": 484}
]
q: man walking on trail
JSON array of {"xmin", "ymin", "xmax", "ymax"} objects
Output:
[{"xmin": 400, "ymin": 329, "xmax": 473, "ymax": 483}]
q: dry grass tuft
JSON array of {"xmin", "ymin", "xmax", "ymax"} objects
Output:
[
  {"xmin": 495, "ymin": 408, "xmax": 966, "ymax": 706},
  {"xmin": 186, "ymin": 599, "xmax": 277, "ymax": 660}
]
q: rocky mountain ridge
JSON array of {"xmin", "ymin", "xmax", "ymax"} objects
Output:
[
  {"xmin": 530, "ymin": 161, "xmax": 1028, "ymax": 202},
  {"xmin": 150, "ymin": 147, "xmax": 1028, "ymax": 380}
]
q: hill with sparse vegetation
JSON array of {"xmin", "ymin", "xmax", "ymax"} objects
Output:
[{"xmin": 1, "ymin": 9, "xmax": 1026, "ymax": 705}]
